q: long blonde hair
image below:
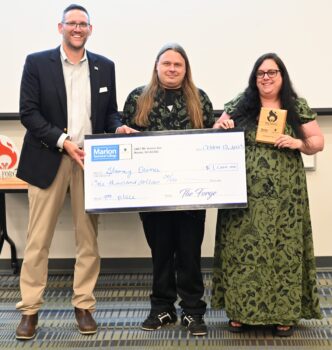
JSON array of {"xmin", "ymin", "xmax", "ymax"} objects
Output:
[{"xmin": 134, "ymin": 43, "xmax": 204, "ymax": 128}]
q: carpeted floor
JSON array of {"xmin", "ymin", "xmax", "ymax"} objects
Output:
[{"xmin": 0, "ymin": 269, "xmax": 331, "ymax": 349}]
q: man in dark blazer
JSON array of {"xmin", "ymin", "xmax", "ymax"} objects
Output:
[{"xmin": 15, "ymin": 4, "xmax": 133, "ymax": 340}]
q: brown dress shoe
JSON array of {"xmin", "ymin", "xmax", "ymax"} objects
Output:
[
  {"xmin": 74, "ymin": 307, "xmax": 97, "ymax": 334},
  {"xmin": 16, "ymin": 314, "xmax": 38, "ymax": 340}
]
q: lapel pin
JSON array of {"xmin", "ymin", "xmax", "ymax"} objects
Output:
[{"xmin": 94, "ymin": 66, "xmax": 98, "ymax": 70}]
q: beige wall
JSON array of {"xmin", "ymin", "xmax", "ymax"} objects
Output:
[
  {"xmin": 2, "ymin": 1, "xmax": 332, "ymax": 112},
  {"xmin": 305, "ymin": 116, "xmax": 332, "ymax": 256},
  {"xmin": 1, "ymin": 116, "xmax": 330, "ymax": 260}
]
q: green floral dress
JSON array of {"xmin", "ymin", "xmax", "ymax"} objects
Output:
[{"xmin": 211, "ymin": 95, "xmax": 322, "ymax": 325}]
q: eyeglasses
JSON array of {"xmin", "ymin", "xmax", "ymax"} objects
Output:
[
  {"xmin": 256, "ymin": 69, "xmax": 280, "ymax": 79},
  {"xmin": 62, "ymin": 22, "xmax": 90, "ymax": 29}
]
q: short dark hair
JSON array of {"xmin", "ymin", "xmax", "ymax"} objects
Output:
[{"xmin": 62, "ymin": 4, "xmax": 90, "ymax": 22}]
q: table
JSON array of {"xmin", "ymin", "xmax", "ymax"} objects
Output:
[{"xmin": 0, "ymin": 179, "xmax": 28, "ymax": 274}]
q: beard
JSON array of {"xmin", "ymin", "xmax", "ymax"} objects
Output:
[{"xmin": 64, "ymin": 34, "xmax": 88, "ymax": 52}]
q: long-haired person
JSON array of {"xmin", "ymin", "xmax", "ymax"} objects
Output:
[
  {"xmin": 122, "ymin": 43, "xmax": 214, "ymax": 336},
  {"xmin": 212, "ymin": 53, "xmax": 324, "ymax": 337}
]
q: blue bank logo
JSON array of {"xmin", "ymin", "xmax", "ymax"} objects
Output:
[{"xmin": 91, "ymin": 145, "xmax": 119, "ymax": 161}]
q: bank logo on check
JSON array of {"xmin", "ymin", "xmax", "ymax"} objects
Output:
[{"xmin": 91, "ymin": 144, "xmax": 132, "ymax": 162}]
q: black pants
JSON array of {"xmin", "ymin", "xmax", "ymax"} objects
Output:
[{"xmin": 140, "ymin": 210, "xmax": 207, "ymax": 316}]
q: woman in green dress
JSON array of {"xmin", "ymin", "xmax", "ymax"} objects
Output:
[{"xmin": 212, "ymin": 53, "xmax": 324, "ymax": 337}]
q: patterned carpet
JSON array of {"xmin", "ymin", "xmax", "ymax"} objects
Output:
[{"xmin": 0, "ymin": 269, "xmax": 331, "ymax": 349}]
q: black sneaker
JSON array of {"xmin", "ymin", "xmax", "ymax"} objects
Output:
[
  {"xmin": 141, "ymin": 310, "xmax": 177, "ymax": 331},
  {"xmin": 181, "ymin": 313, "xmax": 207, "ymax": 336}
]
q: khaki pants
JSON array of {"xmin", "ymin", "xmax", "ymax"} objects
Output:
[{"xmin": 16, "ymin": 155, "xmax": 100, "ymax": 315}]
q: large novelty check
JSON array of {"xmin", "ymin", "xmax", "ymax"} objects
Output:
[{"xmin": 84, "ymin": 129, "xmax": 247, "ymax": 213}]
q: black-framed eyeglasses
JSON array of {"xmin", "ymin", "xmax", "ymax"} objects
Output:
[
  {"xmin": 62, "ymin": 22, "xmax": 90, "ymax": 29},
  {"xmin": 256, "ymin": 69, "xmax": 280, "ymax": 79}
]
